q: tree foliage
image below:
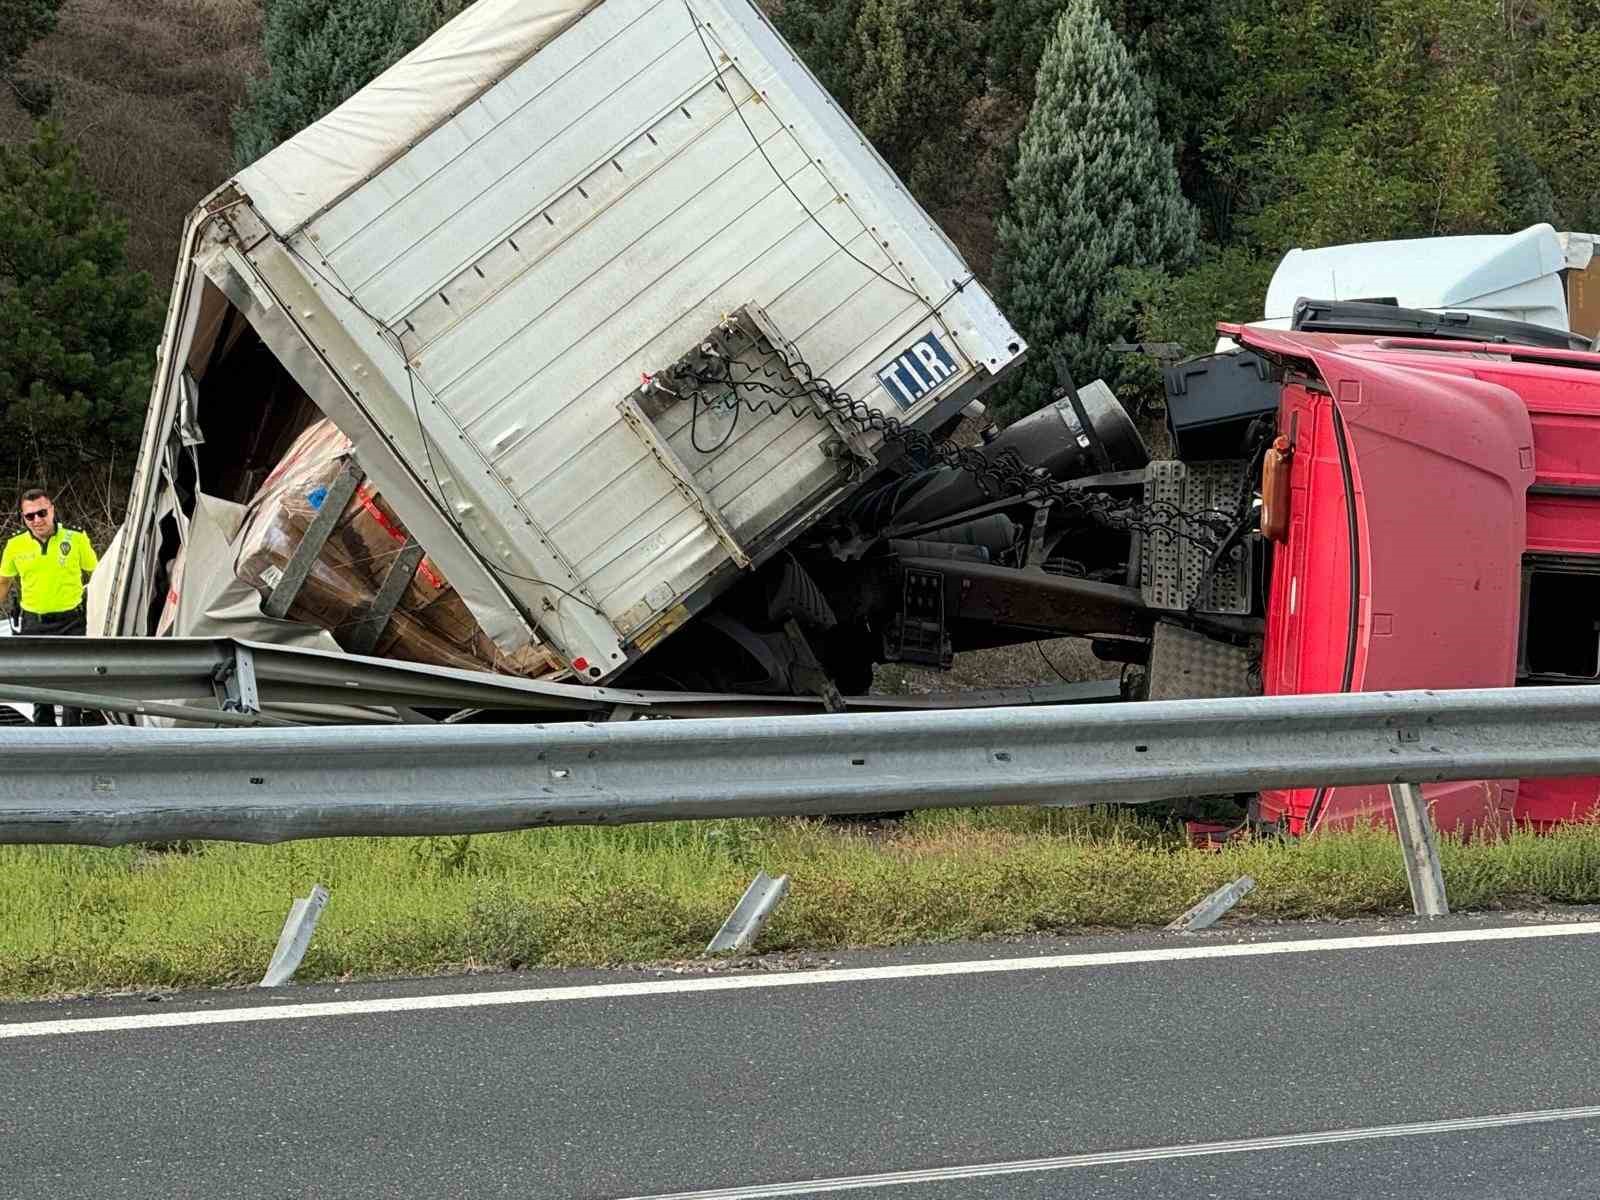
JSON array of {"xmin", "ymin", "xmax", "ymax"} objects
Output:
[
  {"xmin": 0, "ymin": 123, "xmax": 160, "ymax": 479},
  {"xmin": 16, "ymin": 0, "xmax": 1600, "ymax": 508},
  {"xmin": 0, "ymin": 0, "xmax": 64, "ymax": 115},
  {"xmin": 233, "ymin": 0, "xmax": 472, "ymax": 166},
  {"xmin": 1525, "ymin": 0, "xmax": 1600, "ymax": 230},
  {"xmin": 771, "ymin": 0, "xmax": 857, "ymax": 102},
  {"xmin": 1118, "ymin": 0, "xmax": 1600, "ymax": 407},
  {"xmin": 845, "ymin": 0, "xmax": 981, "ymax": 194},
  {"xmin": 1100, "ymin": 247, "xmax": 1275, "ymax": 402},
  {"xmin": 777, "ymin": 0, "xmax": 982, "ymax": 196},
  {"xmin": 1215, "ymin": 0, "xmax": 1506, "ymax": 251},
  {"xmin": 0, "ymin": 0, "xmax": 60, "ymax": 69},
  {"xmin": 992, "ymin": 0, "xmax": 1198, "ymax": 420}
]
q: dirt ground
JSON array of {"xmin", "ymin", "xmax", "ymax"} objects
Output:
[{"xmin": 872, "ymin": 636, "xmax": 1118, "ymax": 695}]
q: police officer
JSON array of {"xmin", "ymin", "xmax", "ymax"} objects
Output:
[{"xmin": 0, "ymin": 488, "xmax": 98, "ymax": 726}]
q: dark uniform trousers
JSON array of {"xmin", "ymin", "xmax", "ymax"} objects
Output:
[{"xmin": 19, "ymin": 606, "xmax": 87, "ymax": 726}]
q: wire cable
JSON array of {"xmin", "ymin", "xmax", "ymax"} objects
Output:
[
  {"xmin": 683, "ymin": 1, "xmax": 986, "ymax": 342},
  {"xmin": 281, "ymin": 240, "xmax": 609, "ymax": 620},
  {"xmin": 1036, "ymin": 641, "xmax": 1072, "ymax": 682},
  {"xmin": 681, "ymin": 0, "xmax": 925, "ymax": 305},
  {"xmin": 273, "ymin": 241, "xmax": 604, "ymax": 640},
  {"xmin": 665, "ymin": 331, "xmax": 1236, "ymax": 550},
  {"xmin": 689, "ymin": 384, "xmax": 741, "ymax": 454}
]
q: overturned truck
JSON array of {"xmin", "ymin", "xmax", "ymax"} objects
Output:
[
  {"xmin": 105, "ymin": 0, "xmax": 1600, "ymax": 833},
  {"xmin": 106, "ymin": 0, "xmax": 1139, "ymax": 694}
]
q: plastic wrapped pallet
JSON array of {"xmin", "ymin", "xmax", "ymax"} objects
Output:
[{"xmin": 233, "ymin": 419, "xmax": 561, "ymax": 679}]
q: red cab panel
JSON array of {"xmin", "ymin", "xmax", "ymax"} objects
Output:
[{"xmin": 1246, "ymin": 333, "xmax": 1542, "ymax": 833}]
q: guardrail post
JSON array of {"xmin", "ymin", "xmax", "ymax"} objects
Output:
[
  {"xmin": 1388, "ymin": 783, "xmax": 1449, "ymax": 917},
  {"xmin": 706, "ymin": 871, "xmax": 790, "ymax": 955},
  {"xmin": 260, "ymin": 884, "xmax": 330, "ymax": 986},
  {"xmin": 212, "ymin": 645, "xmax": 260, "ymax": 715},
  {"xmin": 1166, "ymin": 875, "xmax": 1256, "ymax": 933}
]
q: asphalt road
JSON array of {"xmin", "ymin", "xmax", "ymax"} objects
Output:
[{"xmin": 3, "ymin": 913, "xmax": 1599, "ymax": 1199}]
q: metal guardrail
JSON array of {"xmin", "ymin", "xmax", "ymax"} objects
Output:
[
  {"xmin": 0, "ymin": 635, "xmax": 650, "ymax": 722},
  {"xmin": 1, "ymin": 684, "xmax": 1595, "ymax": 846},
  {"xmin": 0, "ymin": 636, "xmax": 1119, "ymax": 725}
]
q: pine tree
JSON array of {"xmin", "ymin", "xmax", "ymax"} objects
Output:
[
  {"xmin": 992, "ymin": 0, "xmax": 1197, "ymax": 422},
  {"xmin": 987, "ymin": 0, "xmax": 1237, "ymax": 232},
  {"xmin": 1525, "ymin": 0, "xmax": 1600, "ymax": 230},
  {"xmin": 232, "ymin": 0, "xmax": 472, "ymax": 166},
  {"xmin": 771, "ymin": 0, "xmax": 860, "ymax": 111},
  {"xmin": 0, "ymin": 123, "xmax": 161, "ymax": 477},
  {"xmin": 0, "ymin": 0, "xmax": 65, "ymax": 115},
  {"xmin": 844, "ymin": 0, "xmax": 979, "ymax": 195}
]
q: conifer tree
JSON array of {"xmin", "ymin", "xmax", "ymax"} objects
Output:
[
  {"xmin": 0, "ymin": 123, "xmax": 160, "ymax": 475},
  {"xmin": 993, "ymin": 0, "xmax": 1197, "ymax": 421},
  {"xmin": 844, "ymin": 0, "xmax": 978, "ymax": 194},
  {"xmin": 233, "ymin": 0, "xmax": 472, "ymax": 166},
  {"xmin": 0, "ymin": 0, "xmax": 65, "ymax": 115}
]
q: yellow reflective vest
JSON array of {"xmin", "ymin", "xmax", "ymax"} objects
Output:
[{"xmin": 1, "ymin": 526, "xmax": 98, "ymax": 615}]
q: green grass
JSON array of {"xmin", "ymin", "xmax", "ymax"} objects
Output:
[{"xmin": 5, "ymin": 807, "xmax": 1600, "ymax": 1000}]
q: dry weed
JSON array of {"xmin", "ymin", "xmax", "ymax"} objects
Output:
[{"xmin": 2, "ymin": 0, "xmax": 264, "ymax": 281}]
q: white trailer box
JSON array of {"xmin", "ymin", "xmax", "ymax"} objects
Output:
[{"xmin": 111, "ymin": 0, "xmax": 1024, "ymax": 681}]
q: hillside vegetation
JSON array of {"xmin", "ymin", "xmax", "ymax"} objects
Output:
[
  {"xmin": 3, "ymin": 0, "xmax": 1599, "ymax": 483},
  {"xmin": 0, "ymin": 0, "xmax": 260, "ymax": 284}
]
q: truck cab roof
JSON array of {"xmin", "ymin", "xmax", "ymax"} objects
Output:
[
  {"xmin": 1265, "ymin": 223, "xmax": 1576, "ymax": 330},
  {"xmin": 1216, "ymin": 224, "xmax": 1600, "ymax": 354}
]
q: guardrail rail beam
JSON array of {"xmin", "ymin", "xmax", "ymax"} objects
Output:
[{"xmin": 0, "ymin": 685, "xmax": 1595, "ymax": 846}]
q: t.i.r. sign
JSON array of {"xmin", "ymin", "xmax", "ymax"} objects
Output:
[{"xmin": 876, "ymin": 332, "xmax": 958, "ymax": 411}]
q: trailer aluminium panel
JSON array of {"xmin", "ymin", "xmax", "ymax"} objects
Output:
[{"xmin": 109, "ymin": 0, "xmax": 1024, "ymax": 684}]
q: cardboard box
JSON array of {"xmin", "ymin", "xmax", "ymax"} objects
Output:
[
  {"xmin": 234, "ymin": 420, "xmax": 561, "ymax": 679},
  {"xmin": 1568, "ymin": 261, "xmax": 1600, "ymax": 342}
]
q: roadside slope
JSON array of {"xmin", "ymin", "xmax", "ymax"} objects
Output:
[{"xmin": 7, "ymin": 811, "xmax": 1600, "ymax": 999}]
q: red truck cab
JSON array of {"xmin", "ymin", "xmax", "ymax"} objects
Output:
[{"xmin": 1228, "ymin": 320, "xmax": 1600, "ymax": 832}]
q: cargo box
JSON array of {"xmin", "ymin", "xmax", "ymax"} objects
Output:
[{"xmin": 108, "ymin": 0, "xmax": 1024, "ymax": 683}]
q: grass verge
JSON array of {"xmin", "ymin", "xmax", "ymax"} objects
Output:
[{"xmin": 5, "ymin": 807, "xmax": 1600, "ymax": 1000}]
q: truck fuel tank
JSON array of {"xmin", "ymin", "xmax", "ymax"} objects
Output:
[{"xmin": 881, "ymin": 379, "xmax": 1148, "ymax": 531}]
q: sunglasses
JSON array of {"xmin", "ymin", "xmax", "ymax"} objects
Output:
[{"xmin": 22, "ymin": 510, "xmax": 50, "ymax": 521}]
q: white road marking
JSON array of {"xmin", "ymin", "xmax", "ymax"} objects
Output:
[
  {"xmin": 611, "ymin": 1105, "xmax": 1600, "ymax": 1199},
  {"xmin": 3, "ymin": 920, "xmax": 1597, "ymax": 1040}
]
